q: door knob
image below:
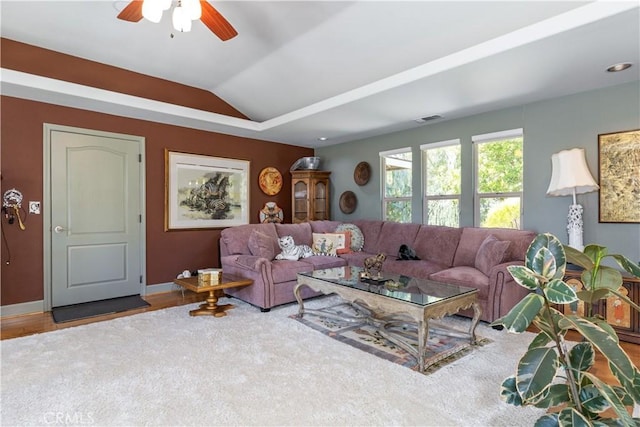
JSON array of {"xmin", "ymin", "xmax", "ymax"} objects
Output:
[{"xmin": 54, "ymin": 225, "xmax": 66, "ymax": 233}]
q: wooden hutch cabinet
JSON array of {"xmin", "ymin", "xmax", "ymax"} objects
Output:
[
  {"xmin": 560, "ymin": 269, "xmax": 640, "ymax": 344},
  {"xmin": 291, "ymin": 170, "xmax": 331, "ymax": 223}
]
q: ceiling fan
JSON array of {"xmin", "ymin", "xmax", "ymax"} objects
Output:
[{"xmin": 117, "ymin": 0, "xmax": 237, "ymax": 41}]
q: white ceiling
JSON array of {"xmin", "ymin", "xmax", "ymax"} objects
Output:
[{"xmin": 1, "ymin": 1, "xmax": 639, "ymax": 148}]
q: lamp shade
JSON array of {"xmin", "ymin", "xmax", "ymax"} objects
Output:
[{"xmin": 547, "ymin": 148, "xmax": 599, "ymax": 196}]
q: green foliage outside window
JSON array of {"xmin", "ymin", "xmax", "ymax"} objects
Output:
[{"xmin": 477, "ymin": 138, "xmax": 523, "ymax": 193}]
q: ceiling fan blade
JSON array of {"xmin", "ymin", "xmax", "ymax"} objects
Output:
[
  {"xmin": 200, "ymin": 1, "xmax": 238, "ymax": 41},
  {"xmin": 117, "ymin": 0, "xmax": 143, "ymax": 22}
]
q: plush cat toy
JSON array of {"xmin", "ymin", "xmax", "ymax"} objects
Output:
[{"xmin": 275, "ymin": 235, "xmax": 314, "ymax": 260}]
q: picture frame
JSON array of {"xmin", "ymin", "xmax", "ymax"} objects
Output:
[
  {"xmin": 165, "ymin": 150, "xmax": 250, "ymax": 230},
  {"xmin": 598, "ymin": 129, "xmax": 640, "ymax": 223}
]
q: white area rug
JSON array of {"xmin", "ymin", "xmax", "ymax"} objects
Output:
[{"xmin": 1, "ymin": 296, "xmax": 545, "ymax": 426}]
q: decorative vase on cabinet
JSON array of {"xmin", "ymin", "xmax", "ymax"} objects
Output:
[{"xmin": 291, "ymin": 171, "xmax": 331, "ymax": 223}]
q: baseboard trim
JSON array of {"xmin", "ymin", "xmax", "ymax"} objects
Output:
[
  {"xmin": 1, "ymin": 300, "xmax": 45, "ymax": 318},
  {"xmin": 145, "ymin": 282, "xmax": 179, "ymax": 295},
  {"xmin": 1, "ymin": 282, "xmax": 179, "ymax": 318}
]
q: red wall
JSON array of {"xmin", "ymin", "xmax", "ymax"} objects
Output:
[{"xmin": 0, "ymin": 99, "xmax": 311, "ymax": 306}]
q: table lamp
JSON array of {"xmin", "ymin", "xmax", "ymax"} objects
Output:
[{"xmin": 546, "ymin": 148, "xmax": 599, "ymax": 251}]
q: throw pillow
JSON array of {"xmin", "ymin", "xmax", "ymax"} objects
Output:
[
  {"xmin": 335, "ymin": 230, "xmax": 352, "ymax": 254},
  {"xmin": 475, "ymin": 234, "xmax": 511, "ymax": 276},
  {"xmin": 311, "ymin": 233, "xmax": 341, "ymax": 256},
  {"xmin": 335, "ymin": 223, "xmax": 364, "ymax": 252},
  {"xmin": 248, "ymin": 230, "xmax": 279, "ymax": 260}
]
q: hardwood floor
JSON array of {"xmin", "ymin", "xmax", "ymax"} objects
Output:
[
  {"xmin": 0, "ymin": 290, "xmax": 207, "ymax": 340},
  {"xmin": 2, "ymin": 291, "xmax": 638, "ymax": 391}
]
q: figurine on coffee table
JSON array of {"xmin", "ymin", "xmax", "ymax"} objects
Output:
[{"xmin": 361, "ymin": 253, "xmax": 386, "ymax": 280}]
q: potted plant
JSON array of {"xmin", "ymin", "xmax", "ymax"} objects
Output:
[{"xmin": 492, "ymin": 233, "xmax": 640, "ymax": 425}]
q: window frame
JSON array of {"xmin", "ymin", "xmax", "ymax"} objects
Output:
[
  {"xmin": 472, "ymin": 128, "xmax": 524, "ymax": 229},
  {"xmin": 380, "ymin": 147, "xmax": 412, "ymax": 222},
  {"xmin": 421, "ymin": 139, "xmax": 461, "ymax": 226}
]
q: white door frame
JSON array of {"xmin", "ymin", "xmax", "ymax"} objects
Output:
[{"xmin": 42, "ymin": 123, "xmax": 147, "ymax": 311}]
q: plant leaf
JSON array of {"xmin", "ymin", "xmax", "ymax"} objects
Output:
[
  {"xmin": 532, "ymin": 246, "xmax": 558, "ymax": 280},
  {"xmin": 583, "ymin": 372, "xmax": 636, "ymax": 426},
  {"xmin": 534, "ymin": 414, "xmax": 559, "ymax": 427},
  {"xmin": 576, "ymin": 289, "xmax": 613, "ymax": 304},
  {"xmin": 496, "ymin": 293, "xmax": 545, "ymax": 333},
  {"xmin": 569, "ymin": 342, "xmax": 595, "ymax": 373},
  {"xmin": 584, "ymin": 244, "xmax": 608, "ymax": 263},
  {"xmin": 528, "ymin": 331, "xmax": 553, "ymax": 350},
  {"xmin": 532, "ymin": 383, "xmax": 571, "ymax": 408},
  {"xmin": 611, "ymin": 254, "xmax": 640, "ymax": 278},
  {"xmin": 500, "ymin": 375, "xmax": 523, "ymax": 406},
  {"xmin": 561, "ymin": 316, "xmax": 636, "ymax": 385},
  {"xmin": 564, "ymin": 245, "xmax": 593, "ymax": 270},
  {"xmin": 507, "ymin": 265, "xmax": 540, "ymax": 290},
  {"xmin": 557, "ymin": 408, "xmax": 591, "ymax": 427},
  {"xmin": 527, "ymin": 233, "xmax": 566, "ymax": 280},
  {"xmin": 580, "ymin": 385, "xmax": 609, "ymax": 413},
  {"xmin": 517, "ymin": 347, "xmax": 558, "ymax": 401},
  {"xmin": 585, "ymin": 266, "xmax": 623, "ymax": 292},
  {"xmin": 543, "ymin": 279, "xmax": 578, "ymax": 305},
  {"xmin": 609, "ymin": 363, "xmax": 640, "ymax": 404}
]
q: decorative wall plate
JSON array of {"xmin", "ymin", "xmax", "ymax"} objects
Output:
[
  {"xmin": 258, "ymin": 167, "xmax": 283, "ymax": 195},
  {"xmin": 354, "ymin": 162, "xmax": 371, "ymax": 186},
  {"xmin": 259, "ymin": 202, "xmax": 284, "ymax": 223},
  {"xmin": 339, "ymin": 191, "xmax": 357, "ymax": 214}
]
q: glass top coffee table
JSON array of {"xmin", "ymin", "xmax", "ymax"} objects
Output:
[{"xmin": 295, "ymin": 266, "xmax": 481, "ymax": 372}]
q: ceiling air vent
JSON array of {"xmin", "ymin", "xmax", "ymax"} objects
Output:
[{"xmin": 414, "ymin": 115, "xmax": 442, "ymax": 124}]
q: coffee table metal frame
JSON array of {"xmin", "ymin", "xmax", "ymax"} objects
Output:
[{"xmin": 294, "ymin": 267, "xmax": 481, "ymax": 372}]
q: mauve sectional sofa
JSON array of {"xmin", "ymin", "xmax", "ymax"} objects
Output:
[{"xmin": 219, "ymin": 220, "xmax": 537, "ymax": 322}]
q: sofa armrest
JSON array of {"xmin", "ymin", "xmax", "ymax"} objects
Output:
[
  {"xmin": 488, "ymin": 260, "xmax": 531, "ymax": 320},
  {"xmin": 225, "ymin": 255, "xmax": 272, "ymax": 271}
]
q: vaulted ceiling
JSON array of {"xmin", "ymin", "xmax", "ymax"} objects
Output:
[{"xmin": 1, "ymin": 1, "xmax": 639, "ymax": 148}]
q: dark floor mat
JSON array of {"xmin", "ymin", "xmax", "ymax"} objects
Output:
[{"xmin": 52, "ymin": 295, "xmax": 150, "ymax": 323}]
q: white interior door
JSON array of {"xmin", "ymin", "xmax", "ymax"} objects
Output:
[{"xmin": 47, "ymin": 125, "xmax": 144, "ymax": 307}]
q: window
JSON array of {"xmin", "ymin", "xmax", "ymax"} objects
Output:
[
  {"xmin": 473, "ymin": 129, "xmax": 523, "ymax": 229},
  {"xmin": 380, "ymin": 148, "xmax": 412, "ymax": 223},
  {"xmin": 422, "ymin": 139, "xmax": 461, "ymax": 227}
]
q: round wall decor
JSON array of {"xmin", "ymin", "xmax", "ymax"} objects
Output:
[
  {"xmin": 258, "ymin": 167, "xmax": 283, "ymax": 195},
  {"xmin": 354, "ymin": 162, "xmax": 371, "ymax": 186},
  {"xmin": 339, "ymin": 191, "xmax": 357, "ymax": 214}
]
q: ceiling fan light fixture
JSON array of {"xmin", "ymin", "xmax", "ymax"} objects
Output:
[
  {"xmin": 183, "ymin": 0, "xmax": 202, "ymax": 20},
  {"xmin": 159, "ymin": 0, "xmax": 172, "ymax": 11},
  {"xmin": 142, "ymin": 0, "xmax": 163, "ymax": 23},
  {"xmin": 172, "ymin": 4, "xmax": 192, "ymax": 32}
]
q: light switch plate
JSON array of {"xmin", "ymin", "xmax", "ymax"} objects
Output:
[{"xmin": 29, "ymin": 201, "xmax": 41, "ymax": 214}]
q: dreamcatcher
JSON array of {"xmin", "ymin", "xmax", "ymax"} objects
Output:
[{"xmin": 3, "ymin": 188, "xmax": 26, "ymax": 230}]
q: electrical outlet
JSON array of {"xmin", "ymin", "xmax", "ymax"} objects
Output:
[{"xmin": 29, "ymin": 201, "xmax": 41, "ymax": 214}]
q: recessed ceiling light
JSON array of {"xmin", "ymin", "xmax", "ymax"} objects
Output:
[
  {"xmin": 606, "ymin": 62, "xmax": 632, "ymax": 72},
  {"xmin": 318, "ymin": 137, "xmax": 328, "ymax": 141}
]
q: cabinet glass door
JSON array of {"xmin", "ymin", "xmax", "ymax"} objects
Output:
[
  {"xmin": 314, "ymin": 181, "xmax": 327, "ymax": 220},
  {"xmin": 294, "ymin": 181, "xmax": 308, "ymax": 221}
]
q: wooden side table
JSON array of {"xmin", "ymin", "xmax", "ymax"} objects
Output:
[{"xmin": 173, "ymin": 275, "xmax": 253, "ymax": 317}]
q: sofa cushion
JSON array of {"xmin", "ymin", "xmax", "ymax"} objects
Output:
[
  {"xmin": 352, "ymin": 220, "xmax": 384, "ymax": 253},
  {"xmin": 453, "ymin": 227, "xmax": 537, "ymax": 267},
  {"xmin": 382, "ymin": 259, "xmax": 447, "ymax": 278},
  {"xmin": 300, "ymin": 255, "xmax": 348, "ymax": 270},
  {"xmin": 221, "ymin": 223, "xmax": 277, "ymax": 255},
  {"xmin": 430, "ymin": 266, "xmax": 490, "ymax": 299},
  {"xmin": 335, "ymin": 223, "xmax": 365, "ymax": 252},
  {"xmin": 375, "ymin": 222, "xmax": 421, "ymax": 257},
  {"xmin": 271, "ymin": 260, "xmax": 315, "ymax": 284},
  {"xmin": 310, "ymin": 220, "xmax": 343, "ymax": 233},
  {"xmin": 474, "ymin": 234, "xmax": 511, "ymax": 276},
  {"xmin": 412, "ymin": 225, "xmax": 462, "ymax": 267},
  {"xmin": 248, "ymin": 230, "xmax": 279, "ymax": 260},
  {"xmin": 275, "ymin": 222, "xmax": 313, "ymax": 246},
  {"xmin": 311, "ymin": 233, "xmax": 342, "ymax": 256}
]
